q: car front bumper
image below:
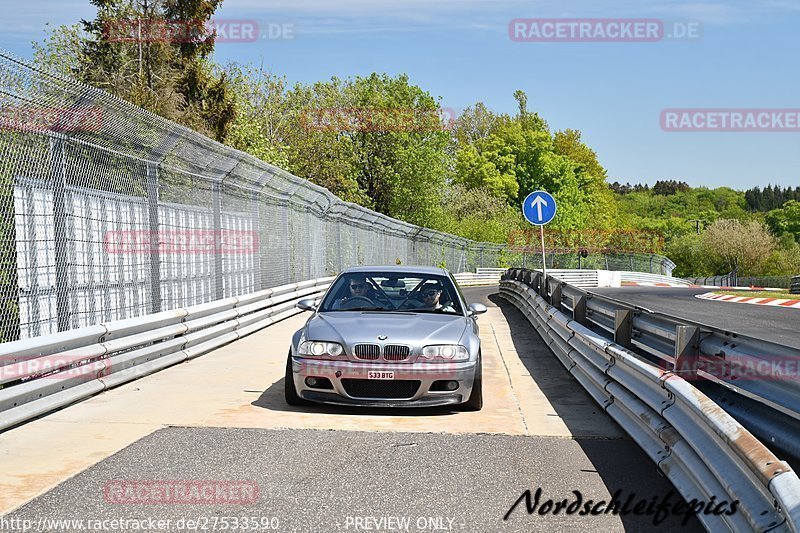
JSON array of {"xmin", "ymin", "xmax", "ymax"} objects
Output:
[{"xmin": 290, "ymin": 357, "xmax": 478, "ymax": 407}]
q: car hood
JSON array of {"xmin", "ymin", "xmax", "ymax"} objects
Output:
[{"xmin": 304, "ymin": 311, "xmax": 469, "ymax": 346}]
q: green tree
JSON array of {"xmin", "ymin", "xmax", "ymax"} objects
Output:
[
  {"xmin": 35, "ymin": 0, "xmax": 237, "ymax": 141},
  {"xmin": 766, "ymin": 200, "xmax": 800, "ymax": 242},
  {"xmin": 702, "ymin": 219, "xmax": 776, "ymax": 275},
  {"xmin": 665, "ymin": 232, "xmax": 711, "ymax": 277}
]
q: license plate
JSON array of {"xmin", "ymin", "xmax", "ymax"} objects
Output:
[{"xmin": 367, "ymin": 371, "xmax": 394, "ymax": 380}]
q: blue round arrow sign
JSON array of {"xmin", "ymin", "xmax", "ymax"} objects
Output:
[{"xmin": 522, "ymin": 191, "xmax": 557, "ymax": 225}]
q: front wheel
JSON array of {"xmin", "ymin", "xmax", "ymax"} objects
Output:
[
  {"xmin": 285, "ymin": 350, "xmax": 311, "ymax": 406},
  {"xmin": 460, "ymin": 356, "xmax": 483, "ymax": 411}
]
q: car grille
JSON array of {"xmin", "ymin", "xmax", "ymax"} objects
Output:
[
  {"xmin": 383, "ymin": 345, "xmax": 411, "ymax": 361},
  {"xmin": 341, "ymin": 379, "xmax": 421, "ymax": 399},
  {"xmin": 354, "ymin": 344, "xmax": 380, "ymax": 360}
]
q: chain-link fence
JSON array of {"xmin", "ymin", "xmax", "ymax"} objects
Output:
[
  {"xmin": 0, "ymin": 49, "xmax": 674, "ymax": 342},
  {"xmin": 499, "ymin": 249, "xmax": 675, "ymax": 274}
]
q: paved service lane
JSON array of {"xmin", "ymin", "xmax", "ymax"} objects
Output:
[
  {"xmin": 0, "ymin": 287, "xmax": 699, "ymax": 531},
  {"xmin": 592, "ymin": 287, "xmax": 800, "ymax": 349},
  {"xmin": 5, "ymin": 427, "xmax": 701, "ymax": 532}
]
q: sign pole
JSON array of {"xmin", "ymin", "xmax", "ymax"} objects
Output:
[
  {"xmin": 539, "ymin": 224, "xmax": 547, "ymax": 280},
  {"xmin": 521, "ymin": 190, "xmax": 557, "ymax": 284}
]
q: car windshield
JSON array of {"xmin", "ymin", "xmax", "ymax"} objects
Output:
[{"xmin": 319, "ymin": 272, "xmax": 463, "ymax": 315}]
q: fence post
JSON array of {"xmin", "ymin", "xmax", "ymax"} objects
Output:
[
  {"xmin": 212, "ymin": 181, "xmax": 224, "ymax": 300},
  {"xmin": 253, "ymin": 190, "xmax": 266, "ymax": 290},
  {"xmin": 146, "ymin": 161, "xmax": 162, "ymax": 313},
  {"xmin": 50, "ymin": 135, "xmax": 71, "ymax": 332}
]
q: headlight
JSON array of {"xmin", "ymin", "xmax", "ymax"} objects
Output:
[
  {"xmin": 298, "ymin": 341, "xmax": 344, "ymax": 357},
  {"xmin": 420, "ymin": 345, "xmax": 469, "ymax": 361}
]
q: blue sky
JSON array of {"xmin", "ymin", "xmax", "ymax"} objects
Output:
[{"xmin": 2, "ymin": 0, "xmax": 799, "ymax": 190}]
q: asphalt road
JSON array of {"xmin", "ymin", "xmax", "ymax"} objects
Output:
[
  {"xmin": 4, "ymin": 427, "xmax": 703, "ymax": 532},
  {"xmin": 591, "ymin": 287, "xmax": 800, "ymax": 349},
  {"xmin": 0, "ymin": 286, "xmax": 704, "ymax": 532}
]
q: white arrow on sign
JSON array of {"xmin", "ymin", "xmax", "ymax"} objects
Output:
[{"xmin": 531, "ymin": 195, "xmax": 548, "ymax": 221}]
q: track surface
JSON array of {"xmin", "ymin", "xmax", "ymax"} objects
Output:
[
  {"xmin": 592, "ymin": 287, "xmax": 800, "ymax": 349},
  {"xmin": 0, "ymin": 288, "xmax": 701, "ymax": 531}
]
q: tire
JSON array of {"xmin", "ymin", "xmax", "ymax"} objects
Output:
[
  {"xmin": 461, "ymin": 355, "xmax": 483, "ymax": 411},
  {"xmin": 285, "ymin": 350, "xmax": 311, "ymax": 406}
]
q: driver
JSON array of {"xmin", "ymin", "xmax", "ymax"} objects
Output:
[
  {"xmin": 418, "ymin": 282, "xmax": 456, "ymax": 312},
  {"xmin": 332, "ymin": 275, "xmax": 377, "ymax": 310}
]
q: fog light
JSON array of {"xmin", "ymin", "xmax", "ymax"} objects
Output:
[
  {"xmin": 446, "ymin": 381, "xmax": 459, "ymax": 391},
  {"xmin": 306, "ymin": 377, "xmax": 319, "ymax": 387}
]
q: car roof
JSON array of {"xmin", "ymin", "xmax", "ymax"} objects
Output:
[{"xmin": 340, "ymin": 265, "xmax": 449, "ymax": 276}]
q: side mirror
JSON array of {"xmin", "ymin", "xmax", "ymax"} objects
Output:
[
  {"xmin": 468, "ymin": 303, "xmax": 488, "ymax": 316},
  {"xmin": 296, "ymin": 298, "xmax": 317, "ymax": 312}
]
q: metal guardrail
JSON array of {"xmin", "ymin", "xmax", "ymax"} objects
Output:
[
  {"xmin": 617, "ymin": 271, "xmax": 693, "ymax": 286},
  {"xmin": 453, "ymin": 272, "xmax": 502, "ymax": 286},
  {"xmin": 500, "ymin": 270, "xmax": 800, "ymax": 532},
  {"xmin": 506, "ymin": 269, "xmax": 800, "ymax": 428},
  {"xmin": 686, "ymin": 270, "xmax": 739, "ymax": 287},
  {"xmin": 0, "ymin": 277, "xmax": 333, "ymax": 431},
  {"xmin": 791, "ymin": 276, "xmax": 800, "ymax": 295}
]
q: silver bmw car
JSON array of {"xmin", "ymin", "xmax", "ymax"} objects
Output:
[{"xmin": 285, "ymin": 266, "xmax": 487, "ymax": 410}]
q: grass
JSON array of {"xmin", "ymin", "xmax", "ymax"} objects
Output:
[{"xmin": 714, "ymin": 290, "xmax": 799, "ymax": 300}]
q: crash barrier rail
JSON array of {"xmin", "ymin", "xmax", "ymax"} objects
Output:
[
  {"xmin": 686, "ymin": 270, "xmax": 739, "ymax": 287},
  {"xmin": 499, "ymin": 270, "xmax": 800, "ymax": 531},
  {"xmin": 733, "ymin": 276, "xmax": 792, "ymax": 290},
  {"xmin": 475, "ymin": 269, "xmax": 691, "ymax": 288},
  {"xmin": 0, "ymin": 277, "xmax": 333, "ymax": 432},
  {"xmin": 503, "ymin": 269, "xmax": 800, "ymax": 433},
  {"xmin": 617, "ymin": 271, "xmax": 693, "ymax": 286},
  {"xmin": 453, "ymin": 272, "xmax": 502, "ymax": 287},
  {"xmin": 792, "ymin": 276, "xmax": 800, "ymax": 295}
]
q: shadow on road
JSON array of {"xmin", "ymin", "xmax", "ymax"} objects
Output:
[
  {"xmin": 487, "ymin": 291, "xmax": 703, "ymax": 532},
  {"xmin": 251, "ymin": 379, "xmax": 459, "ymax": 417}
]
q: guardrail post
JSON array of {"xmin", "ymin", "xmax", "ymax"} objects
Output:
[
  {"xmin": 572, "ymin": 295, "xmax": 587, "ymax": 325},
  {"xmin": 551, "ymin": 282, "xmax": 562, "ymax": 310},
  {"xmin": 674, "ymin": 326, "xmax": 701, "ymax": 380},
  {"xmin": 614, "ymin": 310, "xmax": 633, "ymax": 347}
]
